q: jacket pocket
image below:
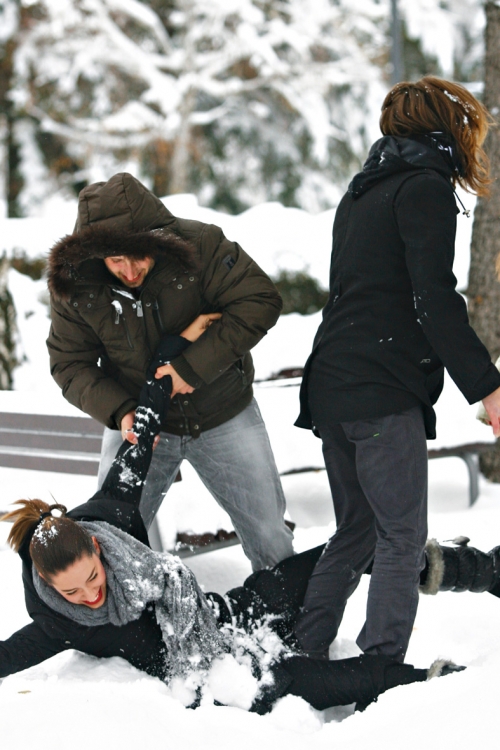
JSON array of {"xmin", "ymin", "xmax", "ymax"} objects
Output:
[{"xmin": 78, "ymin": 298, "xmax": 136, "ymax": 351}]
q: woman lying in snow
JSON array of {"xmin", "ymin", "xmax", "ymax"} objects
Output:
[{"xmin": 0, "ymin": 319, "xmax": 496, "ymax": 713}]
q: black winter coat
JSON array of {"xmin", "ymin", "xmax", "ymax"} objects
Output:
[
  {"xmin": 0, "ymin": 478, "xmax": 293, "ymax": 709},
  {"xmin": 296, "ymin": 135, "xmax": 500, "ymax": 439},
  {"xmin": 0, "ymin": 334, "xmax": 189, "ymax": 682}
]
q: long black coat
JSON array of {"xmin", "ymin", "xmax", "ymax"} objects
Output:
[{"xmin": 296, "ymin": 135, "xmax": 500, "ymax": 438}]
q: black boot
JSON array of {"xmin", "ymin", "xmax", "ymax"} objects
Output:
[
  {"xmin": 420, "ymin": 538, "xmax": 500, "ymax": 596},
  {"xmin": 427, "ymin": 659, "xmax": 466, "ymax": 679}
]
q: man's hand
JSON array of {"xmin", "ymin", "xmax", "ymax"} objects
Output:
[
  {"xmin": 155, "ymin": 363, "xmax": 194, "ymax": 398},
  {"xmin": 481, "ymin": 386, "xmax": 500, "ymax": 437},
  {"xmin": 120, "ymin": 409, "xmax": 160, "ymax": 447}
]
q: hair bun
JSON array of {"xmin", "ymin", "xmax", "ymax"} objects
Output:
[{"xmin": 48, "ymin": 503, "xmax": 68, "ymax": 517}]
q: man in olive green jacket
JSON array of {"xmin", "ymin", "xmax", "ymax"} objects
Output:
[{"xmin": 47, "ymin": 173, "xmax": 294, "ymax": 570}]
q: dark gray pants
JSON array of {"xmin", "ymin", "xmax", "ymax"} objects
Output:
[{"xmin": 294, "ymin": 406, "xmax": 428, "ymax": 662}]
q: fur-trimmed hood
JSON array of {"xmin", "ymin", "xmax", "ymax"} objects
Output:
[
  {"xmin": 48, "ymin": 225, "xmax": 197, "ymax": 300},
  {"xmin": 47, "ymin": 173, "xmax": 200, "ymax": 300}
]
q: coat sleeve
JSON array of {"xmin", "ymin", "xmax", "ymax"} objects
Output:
[
  {"xmin": 0, "ymin": 622, "xmax": 68, "ymax": 679},
  {"xmin": 396, "ymin": 174, "xmax": 500, "ymax": 404},
  {"xmin": 170, "ymin": 224, "xmax": 283, "ymax": 386},
  {"xmin": 47, "ymin": 297, "xmax": 137, "ymax": 428}
]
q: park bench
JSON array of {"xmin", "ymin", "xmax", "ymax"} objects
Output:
[
  {"xmin": 0, "ymin": 409, "xmax": 211, "ymax": 555},
  {"xmin": 0, "ymin": 405, "xmax": 290, "ymax": 555},
  {"xmin": 0, "ymin": 372, "xmax": 494, "ymax": 555}
]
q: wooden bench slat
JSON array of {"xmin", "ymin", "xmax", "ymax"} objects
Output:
[
  {"xmin": 0, "ymin": 412, "xmax": 103, "ymax": 435},
  {"xmin": 0, "ymin": 453, "xmax": 100, "ymax": 475},
  {"xmin": 0, "ymin": 426, "xmax": 102, "ymax": 439},
  {"xmin": 427, "ymin": 443, "xmax": 494, "ymax": 458},
  {"xmin": 0, "ymin": 433, "xmax": 102, "ymax": 453}
]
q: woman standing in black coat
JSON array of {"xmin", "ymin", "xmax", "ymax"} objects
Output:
[
  {"xmin": 294, "ymin": 76, "xmax": 500, "ymax": 664},
  {"xmin": 0, "ymin": 317, "xmax": 470, "ymax": 713}
]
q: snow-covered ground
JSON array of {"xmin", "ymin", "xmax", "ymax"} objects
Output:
[
  {"xmin": 2, "ymin": 452, "xmax": 500, "ymax": 749},
  {"xmin": 0, "ymin": 195, "xmax": 496, "ymax": 748}
]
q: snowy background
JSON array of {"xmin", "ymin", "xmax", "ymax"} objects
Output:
[{"xmin": 0, "ymin": 0, "xmax": 486, "ymax": 216}]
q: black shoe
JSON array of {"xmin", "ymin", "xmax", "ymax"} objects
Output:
[
  {"xmin": 427, "ymin": 659, "xmax": 466, "ymax": 679},
  {"xmin": 439, "ymin": 663, "xmax": 466, "ymax": 677}
]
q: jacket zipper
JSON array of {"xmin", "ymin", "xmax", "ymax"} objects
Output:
[
  {"xmin": 152, "ymin": 299, "xmax": 165, "ymax": 334},
  {"xmin": 234, "ymin": 358, "xmax": 249, "ymax": 387},
  {"xmin": 122, "ymin": 316, "xmax": 134, "ymax": 349}
]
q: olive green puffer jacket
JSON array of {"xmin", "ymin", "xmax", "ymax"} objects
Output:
[{"xmin": 46, "ymin": 173, "xmax": 282, "ymax": 436}]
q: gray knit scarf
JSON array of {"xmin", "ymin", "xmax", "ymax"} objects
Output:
[{"xmin": 33, "ymin": 521, "xmax": 229, "ymax": 679}]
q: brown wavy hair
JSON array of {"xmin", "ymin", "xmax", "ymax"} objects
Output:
[
  {"xmin": 380, "ymin": 76, "xmax": 493, "ymax": 196},
  {"xmin": 2, "ymin": 499, "xmax": 95, "ymax": 581}
]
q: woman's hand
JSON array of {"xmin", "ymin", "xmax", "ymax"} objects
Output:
[
  {"xmin": 120, "ymin": 410, "xmax": 160, "ymax": 448},
  {"xmin": 482, "ymin": 386, "xmax": 500, "ymax": 437},
  {"xmin": 154, "ymin": 364, "xmax": 195, "ymax": 398},
  {"xmin": 154, "ymin": 314, "xmax": 222, "ymax": 398},
  {"xmin": 181, "ymin": 312, "xmax": 222, "ymax": 342}
]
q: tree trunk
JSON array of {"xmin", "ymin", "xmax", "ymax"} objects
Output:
[
  {"xmin": 468, "ymin": 2, "xmax": 500, "ymax": 480},
  {"xmin": 169, "ymin": 87, "xmax": 196, "ymax": 195},
  {"xmin": 168, "ymin": 0, "xmax": 196, "ymax": 196},
  {"xmin": 0, "ymin": 255, "xmax": 18, "ymax": 389},
  {"xmin": 0, "ymin": 114, "xmax": 7, "ymax": 218}
]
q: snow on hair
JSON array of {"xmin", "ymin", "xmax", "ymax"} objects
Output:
[
  {"xmin": 2, "ymin": 499, "xmax": 94, "ymax": 580},
  {"xmin": 380, "ymin": 76, "xmax": 493, "ymax": 197}
]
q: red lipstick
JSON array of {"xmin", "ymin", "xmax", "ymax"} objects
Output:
[{"xmin": 83, "ymin": 587, "xmax": 103, "ymax": 606}]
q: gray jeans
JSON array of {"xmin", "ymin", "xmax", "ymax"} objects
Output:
[
  {"xmin": 294, "ymin": 406, "xmax": 428, "ymax": 662},
  {"xmin": 97, "ymin": 398, "xmax": 294, "ymax": 571}
]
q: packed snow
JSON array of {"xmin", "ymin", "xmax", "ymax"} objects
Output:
[
  {"xmin": 0, "ymin": 194, "xmax": 498, "ymax": 748},
  {"xmin": 2, "ymin": 462, "xmax": 500, "ymax": 749}
]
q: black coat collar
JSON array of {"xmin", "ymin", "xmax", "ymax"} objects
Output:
[{"xmin": 349, "ymin": 135, "xmax": 457, "ymax": 199}]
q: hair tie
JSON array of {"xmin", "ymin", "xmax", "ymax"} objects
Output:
[{"xmin": 39, "ymin": 511, "xmax": 52, "ymax": 522}]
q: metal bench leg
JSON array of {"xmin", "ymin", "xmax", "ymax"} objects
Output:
[
  {"xmin": 148, "ymin": 517, "xmax": 163, "ymax": 552},
  {"xmin": 460, "ymin": 452, "xmax": 480, "ymax": 507}
]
